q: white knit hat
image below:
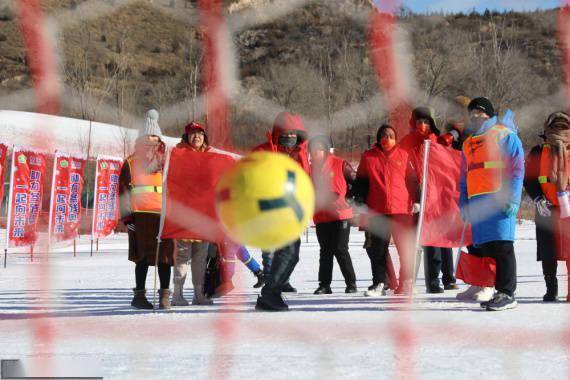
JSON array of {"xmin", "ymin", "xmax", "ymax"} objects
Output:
[{"xmin": 139, "ymin": 109, "xmax": 162, "ymax": 138}]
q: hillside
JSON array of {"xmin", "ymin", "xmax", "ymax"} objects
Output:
[{"xmin": 0, "ymin": 0, "xmax": 566, "ymax": 153}]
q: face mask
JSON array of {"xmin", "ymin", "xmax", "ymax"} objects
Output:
[
  {"xmin": 380, "ymin": 137, "xmax": 396, "ymax": 151},
  {"xmin": 278, "ymin": 135, "xmax": 298, "ymax": 148},
  {"xmin": 464, "ymin": 117, "xmax": 486, "ymax": 136}
]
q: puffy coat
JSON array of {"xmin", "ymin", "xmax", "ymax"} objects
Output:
[
  {"xmin": 311, "ymin": 155, "xmax": 354, "ymax": 224},
  {"xmin": 459, "ymin": 116, "xmax": 525, "ymax": 245},
  {"xmin": 356, "ymin": 145, "xmax": 418, "ymax": 215},
  {"xmin": 253, "ymin": 112, "xmax": 309, "ymax": 172}
]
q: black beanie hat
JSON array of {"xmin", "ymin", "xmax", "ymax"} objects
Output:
[
  {"xmin": 308, "ymin": 135, "xmax": 333, "ymax": 152},
  {"xmin": 376, "ymin": 124, "xmax": 397, "ymax": 143},
  {"xmin": 411, "ymin": 106, "xmax": 440, "ymax": 135},
  {"xmin": 468, "ymin": 97, "xmax": 495, "ymax": 118}
]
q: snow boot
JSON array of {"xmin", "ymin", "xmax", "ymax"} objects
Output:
[
  {"xmin": 345, "ymin": 284, "xmax": 358, "ymax": 294},
  {"xmin": 314, "ymin": 285, "xmax": 332, "ymax": 295},
  {"xmin": 131, "ymin": 289, "xmax": 153, "ymax": 310},
  {"xmin": 473, "ymin": 287, "xmax": 494, "ymax": 302},
  {"xmin": 543, "ymin": 275, "xmax": 558, "ymax": 302},
  {"xmin": 456, "ymin": 285, "xmax": 481, "ymax": 300},
  {"xmin": 282, "ymin": 282, "xmax": 297, "ymax": 293},
  {"xmin": 158, "ymin": 289, "xmax": 171, "ymax": 310},
  {"xmin": 255, "ymin": 289, "xmax": 288, "ymax": 311},
  {"xmin": 364, "ymin": 283, "xmax": 385, "ymax": 297},
  {"xmin": 171, "ymin": 285, "xmax": 189, "ymax": 306},
  {"xmin": 485, "ymin": 292, "xmax": 517, "ymax": 311},
  {"xmin": 253, "ymin": 269, "xmax": 265, "ymax": 288}
]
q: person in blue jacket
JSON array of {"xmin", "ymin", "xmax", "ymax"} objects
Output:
[{"xmin": 459, "ymin": 97, "xmax": 525, "ymax": 311}]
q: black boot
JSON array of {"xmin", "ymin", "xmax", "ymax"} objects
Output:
[
  {"xmin": 131, "ymin": 289, "xmax": 153, "ymax": 310},
  {"xmin": 282, "ymin": 282, "xmax": 297, "ymax": 293},
  {"xmin": 543, "ymin": 275, "xmax": 558, "ymax": 302},
  {"xmin": 345, "ymin": 284, "xmax": 358, "ymax": 293},
  {"xmin": 253, "ymin": 269, "xmax": 265, "ymax": 288},
  {"xmin": 255, "ymin": 289, "xmax": 289, "ymax": 311},
  {"xmin": 314, "ymin": 285, "xmax": 332, "ymax": 295}
]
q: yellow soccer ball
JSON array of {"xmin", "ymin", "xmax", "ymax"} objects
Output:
[{"xmin": 216, "ymin": 151, "xmax": 315, "ymax": 251}]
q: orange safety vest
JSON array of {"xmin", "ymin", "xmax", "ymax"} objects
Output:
[
  {"xmin": 463, "ymin": 125, "xmax": 510, "ymax": 199},
  {"xmin": 127, "ymin": 156, "xmax": 162, "ymax": 214},
  {"xmin": 538, "ymin": 144, "xmax": 570, "ymax": 206}
]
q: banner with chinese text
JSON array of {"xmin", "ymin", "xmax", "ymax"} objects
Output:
[
  {"xmin": 6, "ymin": 147, "xmax": 48, "ymax": 248},
  {"xmin": 91, "ymin": 155, "xmax": 122, "ymax": 239},
  {"xmin": 48, "ymin": 152, "xmax": 86, "ymax": 243}
]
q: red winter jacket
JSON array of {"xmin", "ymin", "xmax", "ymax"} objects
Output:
[
  {"xmin": 253, "ymin": 112, "xmax": 310, "ymax": 173},
  {"xmin": 311, "ymin": 155, "xmax": 353, "ymax": 224},
  {"xmin": 399, "ymin": 131, "xmax": 438, "ymax": 177},
  {"xmin": 356, "ymin": 145, "xmax": 418, "ymax": 215}
]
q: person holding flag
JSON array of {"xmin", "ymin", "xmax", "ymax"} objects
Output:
[
  {"xmin": 253, "ymin": 112, "xmax": 309, "ymax": 311},
  {"xmin": 459, "ymin": 97, "xmax": 525, "ymax": 311},
  {"xmin": 399, "ymin": 107, "xmax": 458, "ymax": 293},
  {"xmin": 309, "ymin": 135, "xmax": 358, "ymax": 295},
  {"xmin": 524, "ymin": 111, "xmax": 570, "ymax": 302},
  {"xmin": 119, "ymin": 109, "xmax": 174, "ymax": 310},
  {"xmin": 355, "ymin": 124, "xmax": 419, "ymax": 296}
]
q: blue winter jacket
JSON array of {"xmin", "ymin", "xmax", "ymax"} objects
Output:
[{"xmin": 459, "ymin": 114, "xmax": 525, "ymax": 245}]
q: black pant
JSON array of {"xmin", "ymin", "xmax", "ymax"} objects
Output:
[
  {"xmin": 475, "ymin": 241, "xmax": 517, "ymax": 296},
  {"xmin": 316, "ymin": 220, "xmax": 356, "ymax": 287},
  {"xmin": 424, "ymin": 247, "xmax": 456, "ymax": 288},
  {"xmin": 262, "ymin": 239, "xmax": 301, "ymax": 295},
  {"xmin": 135, "ymin": 261, "xmax": 171, "ymax": 290}
]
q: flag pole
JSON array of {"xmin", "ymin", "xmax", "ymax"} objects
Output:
[
  {"xmin": 47, "ymin": 151, "xmax": 58, "ymax": 253},
  {"xmin": 411, "ymin": 140, "xmax": 431, "ymax": 294},
  {"xmin": 453, "ymin": 223, "xmax": 468, "ymax": 275},
  {"xmin": 153, "ymin": 148, "xmax": 171, "ymax": 311},
  {"xmin": 5, "ymin": 147, "xmax": 16, "ymax": 266},
  {"xmin": 90, "ymin": 156, "xmax": 100, "ymax": 257}
]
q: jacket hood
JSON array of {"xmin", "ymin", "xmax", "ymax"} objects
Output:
[
  {"xmin": 410, "ymin": 106, "xmax": 440, "ymax": 136},
  {"xmin": 271, "ymin": 112, "xmax": 307, "ymax": 143}
]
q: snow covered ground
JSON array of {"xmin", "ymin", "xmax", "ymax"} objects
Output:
[{"xmin": 0, "ymin": 222, "xmax": 569, "ymax": 379}]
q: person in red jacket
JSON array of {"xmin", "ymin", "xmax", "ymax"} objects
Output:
[
  {"xmin": 355, "ymin": 124, "xmax": 419, "ymax": 296},
  {"xmin": 400, "ymin": 107, "xmax": 458, "ymax": 293},
  {"xmin": 253, "ymin": 112, "xmax": 309, "ymax": 311},
  {"xmin": 309, "ymin": 135, "xmax": 358, "ymax": 295}
]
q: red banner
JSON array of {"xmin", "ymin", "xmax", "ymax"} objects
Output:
[
  {"xmin": 160, "ymin": 147, "xmax": 237, "ymax": 242},
  {"xmin": 6, "ymin": 147, "xmax": 48, "ymax": 248},
  {"xmin": 0, "ymin": 142, "xmax": 9, "ymax": 203},
  {"xmin": 419, "ymin": 142, "xmax": 472, "ymax": 248},
  {"xmin": 92, "ymin": 156, "xmax": 122, "ymax": 239},
  {"xmin": 48, "ymin": 153, "xmax": 86, "ymax": 243}
]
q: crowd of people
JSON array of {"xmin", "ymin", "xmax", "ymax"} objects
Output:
[{"xmin": 118, "ymin": 96, "xmax": 570, "ymax": 313}]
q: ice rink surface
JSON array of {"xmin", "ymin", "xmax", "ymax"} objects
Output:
[{"xmin": 0, "ymin": 222, "xmax": 568, "ymax": 379}]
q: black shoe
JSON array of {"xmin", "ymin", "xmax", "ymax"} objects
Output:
[
  {"xmin": 131, "ymin": 289, "xmax": 153, "ymax": 310},
  {"xmin": 543, "ymin": 276, "xmax": 558, "ymax": 302},
  {"xmin": 253, "ymin": 270, "xmax": 265, "ymax": 289},
  {"xmin": 486, "ymin": 292, "xmax": 517, "ymax": 311},
  {"xmin": 368, "ymin": 283, "xmax": 379, "ymax": 291},
  {"xmin": 255, "ymin": 292, "xmax": 289, "ymax": 312},
  {"xmin": 282, "ymin": 283, "xmax": 297, "ymax": 293},
  {"xmin": 427, "ymin": 286, "xmax": 444, "ymax": 294},
  {"xmin": 444, "ymin": 283, "xmax": 459, "ymax": 290},
  {"xmin": 345, "ymin": 284, "xmax": 358, "ymax": 293},
  {"xmin": 314, "ymin": 286, "xmax": 332, "ymax": 295}
]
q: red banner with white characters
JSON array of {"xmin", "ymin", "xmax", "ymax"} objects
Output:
[
  {"xmin": 48, "ymin": 152, "xmax": 86, "ymax": 243},
  {"xmin": 6, "ymin": 147, "xmax": 48, "ymax": 248},
  {"xmin": 0, "ymin": 142, "xmax": 9, "ymax": 203},
  {"xmin": 92, "ymin": 155, "xmax": 122, "ymax": 239}
]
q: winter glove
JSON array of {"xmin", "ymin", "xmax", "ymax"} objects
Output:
[
  {"xmin": 411, "ymin": 203, "xmax": 421, "ymax": 214},
  {"xmin": 558, "ymin": 191, "xmax": 570, "ymax": 219},
  {"xmin": 126, "ymin": 223, "xmax": 135, "ymax": 232},
  {"xmin": 504, "ymin": 203, "xmax": 519, "ymax": 218},
  {"xmin": 533, "ymin": 196, "xmax": 552, "ymax": 217}
]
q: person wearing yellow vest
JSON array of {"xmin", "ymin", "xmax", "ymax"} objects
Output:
[
  {"xmin": 459, "ymin": 97, "xmax": 525, "ymax": 311},
  {"xmin": 119, "ymin": 109, "xmax": 175, "ymax": 310},
  {"xmin": 524, "ymin": 111, "xmax": 570, "ymax": 302}
]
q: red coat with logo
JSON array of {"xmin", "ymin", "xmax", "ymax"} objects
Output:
[
  {"xmin": 356, "ymin": 145, "xmax": 418, "ymax": 215},
  {"xmin": 311, "ymin": 155, "xmax": 353, "ymax": 224},
  {"xmin": 253, "ymin": 113, "xmax": 309, "ymax": 173}
]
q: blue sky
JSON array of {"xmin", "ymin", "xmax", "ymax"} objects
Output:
[{"xmin": 375, "ymin": 0, "xmax": 563, "ymax": 13}]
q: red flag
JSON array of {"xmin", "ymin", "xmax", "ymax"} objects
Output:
[
  {"xmin": 92, "ymin": 156, "xmax": 122, "ymax": 239},
  {"xmin": 456, "ymin": 251, "xmax": 496, "ymax": 288},
  {"xmin": 0, "ymin": 142, "xmax": 9, "ymax": 203},
  {"xmin": 6, "ymin": 147, "xmax": 48, "ymax": 248},
  {"xmin": 419, "ymin": 142, "xmax": 472, "ymax": 248},
  {"xmin": 555, "ymin": 209, "xmax": 570, "ymax": 261},
  {"xmin": 48, "ymin": 152, "xmax": 86, "ymax": 244},
  {"xmin": 160, "ymin": 147, "xmax": 237, "ymax": 242}
]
